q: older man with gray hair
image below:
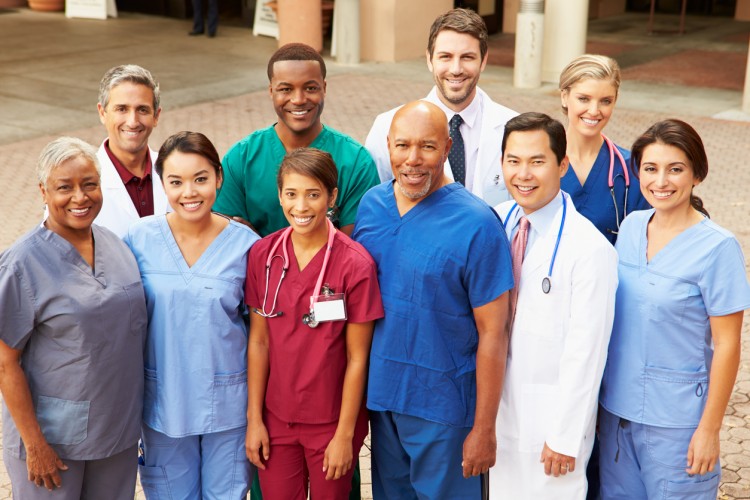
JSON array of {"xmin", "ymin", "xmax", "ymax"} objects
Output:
[{"xmin": 94, "ymin": 64, "xmax": 169, "ymax": 237}]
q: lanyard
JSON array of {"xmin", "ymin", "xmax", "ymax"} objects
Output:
[
  {"xmin": 503, "ymin": 193, "xmax": 567, "ymax": 294},
  {"xmin": 259, "ymin": 218, "xmax": 336, "ymax": 318}
]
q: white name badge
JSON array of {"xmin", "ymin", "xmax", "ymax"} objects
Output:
[{"xmin": 312, "ymin": 293, "xmax": 347, "ymax": 322}]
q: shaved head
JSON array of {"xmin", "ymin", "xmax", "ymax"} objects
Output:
[{"xmin": 388, "ymin": 100, "xmax": 452, "ymax": 204}]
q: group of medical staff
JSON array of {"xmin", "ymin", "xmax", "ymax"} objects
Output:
[{"xmin": 0, "ymin": 23, "xmax": 749, "ymax": 500}]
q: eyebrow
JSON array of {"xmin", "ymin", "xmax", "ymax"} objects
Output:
[{"xmin": 166, "ymin": 169, "xmax": 209, "ymax": 179}]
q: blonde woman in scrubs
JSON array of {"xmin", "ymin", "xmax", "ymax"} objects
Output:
[
  {"xmin": 245, "ymin": 148, "xmax": 383, "ymax": 499},
  {"xmin": 598, "ymin": 120, "xmax": 750, "ymax": 499}
]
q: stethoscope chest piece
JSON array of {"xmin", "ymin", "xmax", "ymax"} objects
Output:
[
  {"xmin": 542, "ymin": 277, "xmax": 551, "ymax": 294},
  {"xmin": 302, "ymin": 312, "xmax": 319, "ymax": 328}
]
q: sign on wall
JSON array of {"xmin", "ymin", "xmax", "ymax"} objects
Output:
[
  {"xmin": 252, "ymin": 2, "xmax": 279, "ymax": 39},
  {"xmin": 66, "ymin": 0, "xmax": 118, "ymax": 20}
]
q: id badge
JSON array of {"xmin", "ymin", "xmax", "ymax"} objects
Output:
[{"xmin": 311, "ymin": 293, "xmax": 347, "ymax": 322}]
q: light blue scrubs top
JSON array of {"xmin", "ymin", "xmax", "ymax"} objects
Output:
[
  {"xmin": 125, "ymin": 215, "xmax": 260, "ymax": 437},
  {"xmin": 600, "ymin": 210, "xmax": 750, "ymax": 427},
  {"xmin": 353, "ymin": 182, "xmax": 514, "ymax": 428},
  {"xmin": 561, "ymin": 141, "xmax": 649, "ymax": 244}
]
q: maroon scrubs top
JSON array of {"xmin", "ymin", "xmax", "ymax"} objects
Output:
[{"xmin": 246, "ymin": 229, "xmax": 384, "ymax": 425}]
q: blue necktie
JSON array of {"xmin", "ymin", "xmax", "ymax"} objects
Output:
[{"xmin": 448, "ymin": 114, "xmax": 466, "ymax": 186}]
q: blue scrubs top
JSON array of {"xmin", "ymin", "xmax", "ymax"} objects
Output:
[
  {"xmin": 353, "ymin": 182, "xmax": 514, "ymax": 428},
  {"xmin": 125, "ymin": 216, "xmax": 260, "ymax": 437},
  {"xmin": 561, "ymin": 141, "xmax": 649, "ymax": 244},
  {"xmin": 600, "ymin": 210, "xmax": 750, "ymax": 427}
]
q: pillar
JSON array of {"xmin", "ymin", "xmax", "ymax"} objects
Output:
[
  {"xmin": 277, "ymin": 0, "xmax": 322, "ymax": 52},
  {"xmin": 541, "ymin": 0, "xmax": 589, "ymax": 83},
  {"xmin": 513, "ymin": 0, "xmax": 544, "ymax": 88},
  {"xmin": 335, "ymin": 0, "xmax": 360, "ymax": 64},
  {"xmin": 743, "ymin": 38, "xmax": 750, "ymax": 114}
]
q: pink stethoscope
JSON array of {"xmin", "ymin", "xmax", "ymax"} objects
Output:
[
  {"xmin": 603, "ymin": 133, "xmax": 630, "ymax": 234},
  {"xmin": 257, "ymin": 218, "xmax": 335, "ymax": 328}
]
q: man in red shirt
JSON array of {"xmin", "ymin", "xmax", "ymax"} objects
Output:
[{"xmin": 94, "ymin": 64, "xmax": 170, "ymax": 237}]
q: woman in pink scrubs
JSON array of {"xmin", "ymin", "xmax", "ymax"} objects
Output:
[{"xmin": 245, "ymin": 147, "xmax": 384, "ymax": 500}]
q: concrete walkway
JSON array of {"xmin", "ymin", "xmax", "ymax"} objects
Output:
[{"xmin": 0, "ymin": 6, "xmax": 749, "ymax": 499}]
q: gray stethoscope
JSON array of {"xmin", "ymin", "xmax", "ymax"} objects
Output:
[
  {"xmin": 257, "ymin": 218, "xmax": 335, "ymax": 328},
  {"xmin": 503, "ymin": 194, "xmax": 567, "ymax": 294},
  {"xmin": 602, "ymin": 134, "xmax": 630, "ymax": 234}
]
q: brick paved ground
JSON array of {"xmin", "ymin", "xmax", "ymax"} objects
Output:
[{"xmin": 0, "ymin": 6, "xmax": 749, "ymax": 499}]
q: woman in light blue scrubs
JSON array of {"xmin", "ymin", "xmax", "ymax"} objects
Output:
[
  {"xmin": 598, "ymin": 119, "xmax": 750, "ymax": 499},
  {"xmin": 125, "ymin": 132, "xmax": 259, "ymax": 499}
]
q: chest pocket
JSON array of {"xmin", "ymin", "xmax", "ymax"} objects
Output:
[
  {"xmin": 392, "ymin": 248, "xmax": 448, "ymax": 311},
  {"xmin": 643, "ymin": 274, "xmax": 696, "ymax": 325}
]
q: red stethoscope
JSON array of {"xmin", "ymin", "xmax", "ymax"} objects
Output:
[
  {"xmin": 603, "ymin": 133, "xmax": 630, "ymax": 234},
  {"xmin": 257, "ymin": 218, "xmax": 335, "ymax": 328}
]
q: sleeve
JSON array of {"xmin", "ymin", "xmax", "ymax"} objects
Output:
[
  {"xmin": 546, "ymin": 242, "xmax": 619, "ymax": 457},
  {"xmin": 364, "ymin": 112, "xmax": 397, "ymax": 182},
  {"xmin": 245, "ymin": 241, "xmax": 264, "ymax": 309},
  {"xmin": 213, "ymin": 144, "xmax": 250, "ymax": 221},
  {"xmin": 700, "ymin": 236, "xmax": 750, "ymax": 317},
  {"xmin": 0, "ymin": 263, "xmax": 36, "ymax": 351},
  {"xmin": 344, "ymin": 253, "xmax": 384, "ymax": 324},
  {"xmin": 336, "ymin": 147, "xmax": 380, "ymax": 228},
  {"xmin": 464, "ymin": 212, "xmax": 514, "ymax": 308}
]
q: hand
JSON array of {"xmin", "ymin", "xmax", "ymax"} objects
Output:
[
  {"xmin": 540, "ymin": 442, "xmax": 575, "ymax": 477},
  {"xmin": 26, "ymin": 441, "xmax": 67, "ymax": 490},
  {"xmin": 323, "ymin": 434, "xmax": 353, "ymax": 481},
  {"xmin": 686, "ymin": 425, "xmax": 720, "ymax": 475},
  {"xmin": 462, "ymin": 427, "xmax": 496, "ymax": 479},
  {"xmin": 245, "ymin": 421, "xmax": 270, "ymax": 470}
]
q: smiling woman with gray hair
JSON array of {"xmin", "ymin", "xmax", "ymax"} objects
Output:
[{"xmin": 0, "ymin": 136, "xmax": 146, "ymax": 499}]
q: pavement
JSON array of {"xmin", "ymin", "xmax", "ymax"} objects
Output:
[{"xmin": 0, "ymin": 5, "xmax": 749, "ymax": 499}]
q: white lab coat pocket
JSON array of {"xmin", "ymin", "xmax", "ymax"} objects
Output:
[{"xmin": 519, "ymin": 383, "xmax": 556, "ymax": 453}]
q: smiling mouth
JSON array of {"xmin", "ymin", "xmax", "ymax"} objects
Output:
[
  {"xmin": 68, "ymin": 207, "xmax": 91, "ymax": 216},
  {"xmin": 581, "ymin": 118, "xmax": 600, "ymax": 126},
  {"xmin": 288, "ymin": 109, "xmax": 311, "ymax": 116},
  {"xmin": 181, "ymin": 201, "xmax": 202, "ymax": 210},
  {"xmin": 651, "ymin": 190, "xmax": 674, "ymax": 199},
  {"xmin": 515, "ymin": 185, "xmax": 537, "ymax": 193},
  {"xmin": 293, "ymin": 215, "xmax": 313, "ymax": 224}
]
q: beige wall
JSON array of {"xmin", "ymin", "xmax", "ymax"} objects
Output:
[
  {"xmin": 361, "ymin": 0, "xmax": 452, "ymax": 62},
  {"xmin": 737, "ymin": 0, "xmax": 750, "ymax": 20},
  {"xmin": 503, "ymin": 0, "xmax": 520, "ymax": 33}
]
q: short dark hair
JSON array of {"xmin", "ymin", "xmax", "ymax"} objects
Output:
[
  {"xmin": 267, "ymin": 43, "xmax": 327, "ymax": 81},
  {"xmin": 155, "ymin": 131, "xmax": 222, "ymax": 179},
  {"xmin": 502, "ymin": 112, "xmax": 567, "ymax": 165},
  {"xmin": 427, "ymin": 8, "xmax": 488, "ymax": 61},
  {"xmin": 630, "ymin": 119, "xmax": 709, "ymax": 217},
  {"xmin": 277, "ymin": 147, "xmax": 338, "ymax": 196}
]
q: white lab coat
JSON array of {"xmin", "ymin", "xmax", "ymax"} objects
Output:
[
  {"xmin": 364, "ymin": 87, "xmax": 517, "ymax": 206},
  {"xmin": 94, "ymin": 141, "xmax": 169, "ymax": 238},
  {"xmin": 490, "ymin": 195, "xmax": 618, "ymax": 499}
]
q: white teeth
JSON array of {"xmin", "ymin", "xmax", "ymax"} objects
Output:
[
  {"xmin": 651, "ymin": 191, "xmax": 673, "ymax": 199},
  {"xmin": 291, "ymin": 110, "xmax": 308, "ymax": 116},
  {"xmin": 183, "ymin": 202, "xmax": 201, "ymax": 209},
  {"xmin": 69, "ymin": 208, "xmax": 89, "ymax": 214},
  {"xmin": 516, "ymin": 186, "xmax": 535, "ymax": 192},
  {"xmin": 294, "ymin": 216, "xmax": 312, "ymax": 224},
  {"xmin": 581, "ymin": 118, "xmax": 599, "ymax": 125}
]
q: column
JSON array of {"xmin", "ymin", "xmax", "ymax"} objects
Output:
[
  {"xmin": 277, "ymin": 0, "xmax": 323, "ymax": 52},
  {"xmin": 541, "ymin": 0, "xmax": 589, "ymax": 83}
]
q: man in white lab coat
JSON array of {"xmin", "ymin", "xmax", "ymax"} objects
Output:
[
  {"xmin": 490, "ymin": 112, "xmax": 618, "ymax": 499},
  {"xmin": 94, "ymin": 65, "xmax": 169, "ymax": 237},
  {"xmin": 365, "ymin": 8, "xmax": 517, "ymax": 206}
]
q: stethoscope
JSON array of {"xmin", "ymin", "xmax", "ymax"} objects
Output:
[
  {"xmin": 257, "ymin": 218, "xmax": 335, "ymax": 328},
  {"xmin": 503, "ymin": 193, "xmax": 567, "ymax": 294},
  {"xmin": 602, "ymin": 133, "xmax": 630, "ymax": 234}
]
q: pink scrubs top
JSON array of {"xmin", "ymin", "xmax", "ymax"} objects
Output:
[{"xmin": 246, "ymin": 229, "xmax": 384, "ymax": 424}]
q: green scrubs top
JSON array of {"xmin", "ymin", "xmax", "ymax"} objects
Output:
[{"xmin": 215, "ymin": 124, "xmax": 379, "ymax": 237}]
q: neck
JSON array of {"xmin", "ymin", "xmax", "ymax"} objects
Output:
[
  {"xmin": 109, "ymin": 142, "xmax": 149, "ymax": 177},
  {"xmin": 437, "ymin": 90, "xmax": 474, "ymax": 113},
  {"xmin": 44, "ymin": 220, "xmax": 93, "ymax": 248},
  {"xmin": 167, "ymin": 212, "xmax": 215, "ymax": 238},
  {"xmin": 275, "ymin": 122, "xmax": 323, "ymax": 151},
  {"xmin": 651, "ymin": 204, "xmax": 702, "ymax": 231},
  {"xmin": 291, "ymin": 220, "xmax": 330, "ymax": 253},
  {"xmin": 566, "ymin": 130, "xmax": 603, "ymax": 159}
]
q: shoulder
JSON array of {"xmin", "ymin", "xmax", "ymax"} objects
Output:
[
  {"xmin": 568, "ymin": 208, "xmax": 617, "ymax": 257},
  {"xmin": 334, "ymin": 231, "xmax": 377, "ymax": 267},
  {"xmin": 372, "ymin": 106, "xmax": 401, "ymax": 129},
  {"xmin": 0, "ymin": 226, "xmax": 46, "ymax": 269},
  {"xmin": 249, "ymin": 228, "xmax": 283, "ymax": 258},
  {"xmin": 477, "ymin": 88, "xmax": 518, "ymax": 122},
  {"xmin": 225, "ymin": 126, "xmax": 274, "ymax": 158},
  {"xmin": 227, "ymin": 219, "xmax": 261, "ymax": 244},
  {"xmin": 494, "ymin": 199, "xmax": 517, "ymax": 221}
]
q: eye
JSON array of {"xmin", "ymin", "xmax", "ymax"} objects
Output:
[
  {"xmin": 114, "ymin": 105, "xmax": 126, "ymax": 112},
  {"xmin": 602, "ymin": 99, "xmax": 613, "ymax": 105},
  {"xmin": 305, "ymin": 85, "xmax": 320, "ymax": 92},
  {"xmin": 284, "ymin": 192, "xmax": 296, "ymax": 198},
  {"xmin": 577, "ymin": 97, "xmax": 589, "ymax": 103},
  {"xmin": 137, "ymin": 106, "xmax": 152, "ymax": 114},
  {"xmin": 669, "ymin": 166, "xmax": 684, "ymax": 174},
  {"xmin": 641, "ymin": 165, "xmax": 656, "ymax": 172},
  {"xmin": 277, "ymin": 87, "xmax": 291, "ymax": 93},
  {"xmin": 423, "ymin": 145, "xmax": 436, "ymax": 151},
  {"xmin": 308, "ymin": 192, "xmax": 320, "ymax": 199},
  {"xmin": 84, "ymin": 182, "xmax": 99, "ymax": 190},
  {"xmin": 57, "ymin": 184, "xmax": 72, "ymax": 191},
  {"xmin": 169, "ymin": 180, "xmax": 182, "ymax": 186},
  {"xmin": 196, "ymin": 176, "xmax": 208, "ymax": 183}
]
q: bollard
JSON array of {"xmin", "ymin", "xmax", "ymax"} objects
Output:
[{"xmin": 513, "ymin": 0, "xmax": 545, "ymax": 89}]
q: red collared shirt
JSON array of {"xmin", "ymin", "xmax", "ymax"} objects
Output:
[{"xmin": 104, "ymin": 140, "xmax": 155, "ymax": 218}]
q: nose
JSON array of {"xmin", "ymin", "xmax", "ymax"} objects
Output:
[
  {"xmin": 587, "ymin": 101, "xmax": 599, "ymax": 115},
  {"xmin": 517, "ymin": 162, "xmax": 533, "ymax": 180},
  {"xmin": 404, "ymin": 146, "xmax": 421, "ymax": 166},
  {"xmin": 290, "ymin": 88, "xmax": 305, "ymax": 105},
  {"xmin": 182, "ymin": 181, "xmax": 198, "ymax": 197},
  {"xmin": 125, "ymin": 108, "xmax": 139, "ymax": 127},
  {"xmin": 71, "ymin": 185, "xmax": 88, "ymax": 202},
  {"xmin": 449, "ymin": 56, "xmax": 462, "ymax": 76},
  {"xmin": 654, "ymin": 169, "xmax": 669, "ymax": 187}
]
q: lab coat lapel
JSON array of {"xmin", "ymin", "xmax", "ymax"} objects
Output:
[
  {"xmin": 97, "ymin": 145, "xmax": 140, "ymax": 220},
  {"xmin": 471, "ymin": 88, "xmax": 504, "ymax": 196}
]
